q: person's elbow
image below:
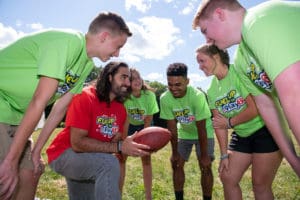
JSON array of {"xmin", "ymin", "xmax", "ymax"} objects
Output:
[{"xmin": 70, "ymin": 136, "xmax": 84, "ymax": 152}]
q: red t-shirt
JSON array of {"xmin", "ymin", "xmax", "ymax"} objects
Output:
[{"xmin": 46, "ymin": 86, "xmax": 127, "ymax": 163}]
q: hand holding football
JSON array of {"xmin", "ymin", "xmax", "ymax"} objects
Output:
[{"xmin": 133, "ymin": 126, "xmax": 171, "ymax": 152}]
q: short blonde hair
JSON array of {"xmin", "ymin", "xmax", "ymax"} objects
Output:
[{"xmin": 192, "ymin": 0, "xmax": 242, "ymax": 30}]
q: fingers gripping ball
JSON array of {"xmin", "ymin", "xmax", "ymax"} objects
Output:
[{"xmin": 133, "ymin": 126, "xmax": 172, "ymax": 152}]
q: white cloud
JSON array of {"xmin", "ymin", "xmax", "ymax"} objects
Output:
[
  {"xmin": 145, "ymin": 72, "xmax": 163, "ymax": 81},
  {"xmin": 164, "ymin": 0, "xmax": 174, "ymax": 3},
  {"xmin": 121, "ymin": 16, "xmax": 184, "ymax": 62},
  {"xmin": 120, "ymin": 53, "xmax": 141, "ymax": 63},
  {"xmin": 188, "ymin": 73, "xmax": 209, "ymax": 87},
  {"xmin": 179, "ymin": 0, "xmax": 197, "ymax": 15},
  {"xmin": 0, "ymin": 23, "xmax": 25, "ymax": 48},
  {"xmin": 27, "ymin": 23, "xmax": 43, "ymax": 30},
  {"xmin": 143, "ymin": 72, "xmax": 166, "ymax": 85},
  {"xmin": 125, "ymin": 0, "xmax": 152, "ymax": 13}
]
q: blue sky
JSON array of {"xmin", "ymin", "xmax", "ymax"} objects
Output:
[{"xmin": 0, "ymin": 0, "xmax": 266, "ymax": 91}]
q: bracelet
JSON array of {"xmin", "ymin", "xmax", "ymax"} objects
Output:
[
  {"xmin": 227, "ymin": 117, "xmax": 234, "ymax": 129},
  {"xmin": 117, "ymin": 141, "xmax": 123, "ymax": 153},
  {"xmin": 220, "ymin": 154, "xmax": 229, "ymax": 160}
]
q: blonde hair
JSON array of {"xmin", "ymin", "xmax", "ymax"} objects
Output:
[{"xmin": 192, "ymin": 0, "xmax": 242, "ymax": 30}]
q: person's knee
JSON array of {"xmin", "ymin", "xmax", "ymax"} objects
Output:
[
  {"xmin": 13, "ymin": 168, "xmax": 39, "ymax": 199},
  {"xmin": 219, "ymin": 171, "xmax": 235, "ymax": 186},
  {"xmin": 252, "ymin": 177, "xmax": 271, "ymax": 193},
  {"xmin": 98, "ymin": 156, "xmax": 120, "ymax": 178},
  {"xmin": 171, "ymin": 156, "xmax": 185, "ymax": 171},
  {"xmin": 200, "ymin": 165, "xmax": 213, "ymax": 177},
  {"xmin": 19, "ymin": 168, "xmax": 39, "ymax": 184}
]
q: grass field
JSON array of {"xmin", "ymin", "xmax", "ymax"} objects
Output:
[{"xmin": 34, "ymin": 129, "xmax": 300, "ymax": 200}]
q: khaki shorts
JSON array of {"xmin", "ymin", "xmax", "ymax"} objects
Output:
[{"xmin": 0, "ymin": 123, "xmax": 34, "ymax": 169}]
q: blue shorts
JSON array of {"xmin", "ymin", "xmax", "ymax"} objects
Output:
[
  {"xmin": 229, "ymin": 126, "xmax": 279, "ymax": 153},
  {"xmin": 178, "ymin": 138, "xmax": 215, "ymax": 161}
]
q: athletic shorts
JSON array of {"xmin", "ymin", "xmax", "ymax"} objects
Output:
[
  {"xmin": 128, "ymin": 124, "xmax": 144, "ymax": 136},
  {"xmin": 0, "ymin": 122, "xmax": 33, "ymax": 169},
  {"xmin": 178, "ymin": 138, "xmax": 215, "ymax": 161},
  {"xmin": 229, "ymin": 126, "xmax": 279, "ymax": 153}
]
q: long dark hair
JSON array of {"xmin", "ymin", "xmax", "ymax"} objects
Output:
[{"xmin": 96, "ymin": 61, "xmax": 129, "ymax": 105}]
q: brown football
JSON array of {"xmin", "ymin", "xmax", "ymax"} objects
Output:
[{"xmin": 133, "ymin": 126, "xmax": 172, "ymax": 152}]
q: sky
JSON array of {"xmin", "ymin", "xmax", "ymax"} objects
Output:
[{"xmin": 0, "ymin": 0, "xmax": 266, "ymax": 91}]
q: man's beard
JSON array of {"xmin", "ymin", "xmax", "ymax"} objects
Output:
[{"xmin": 112, "ymin": 84, "xmax": 129, "ymax": 99}]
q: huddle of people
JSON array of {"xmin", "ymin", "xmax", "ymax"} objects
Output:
[{"xmin": 0, "ymin": 0, "xmax": 299, "ymax": 200}]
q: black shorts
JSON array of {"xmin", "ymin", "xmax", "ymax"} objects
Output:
[
  {"xmin": 229, "ymin": 126, "xmax": 279, "ymax": 153},
  {"xmin": 128, "ymin": 124, "xmax": 144, "ymax": 136}
]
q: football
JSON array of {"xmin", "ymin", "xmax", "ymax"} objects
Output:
[{"xmin": 133, "ymin": 126, "xmax": 172, "ymax": 152}]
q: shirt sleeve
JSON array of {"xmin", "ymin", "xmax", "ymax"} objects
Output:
[
  {"xmin": 66, "ymin": 91, "xmax": 92, "ymax": 130},
  {"xmin": 159, "ymin": 93, "xmax": 174, "ymax": 120}
]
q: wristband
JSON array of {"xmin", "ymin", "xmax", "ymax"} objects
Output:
[
  {"xmin": 227, "ymin": 117, "xmax": 234, "ymax": 129},
  {"xmin": 117, "ymin": 141, "xmax": 123, "ymax": 153},
  {"xmin": 220, "ymin": 154, "xmax": 229, "ymax": 160}
]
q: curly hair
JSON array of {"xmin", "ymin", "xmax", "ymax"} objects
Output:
[{"xmin": 167, "ymin": 62, "xmax": 188, "ymax": 78}]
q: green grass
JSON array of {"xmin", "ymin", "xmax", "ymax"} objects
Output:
[{"xmin": 34, "ymin": 129, "xmax": 300, "ymax": 200}]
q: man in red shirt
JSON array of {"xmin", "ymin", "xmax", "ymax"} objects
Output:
[{"xmin": 46, "ymin": 61, "xmax": 150, "ymax": 200}]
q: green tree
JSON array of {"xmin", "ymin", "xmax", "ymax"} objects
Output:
[
  {"xmin": 147, "ymin": 80, "xmax": 167, "ymax": 96},
  {"xmin": 84, "ymin": 65, "xmax": 102, "ymax": 85}
]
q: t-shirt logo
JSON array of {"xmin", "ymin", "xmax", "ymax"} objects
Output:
[
  {"xmin": 96, "ymin": 115, "xmax": 119, "ymax": 139},
  {"xmin": 215, "ymin": 90, "xmax": 245, "ymax": 113},
  {"xmin": 57, "ymin": 71, "xmax": 80, "ymax": 95},
  {"xmin": 173, "ymin": 108, "xmax": 195, "ymax": 124},
  {"xmin": 246, "ymin": 57, "xmax": 273, "ymax": 92},
  {"xmin": 128, "ymin": 108, "xmax": 145, "ymax": 122}
]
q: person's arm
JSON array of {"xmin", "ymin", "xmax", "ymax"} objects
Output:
[
  {"xmin": 0, "ymin": 76, "xmax": 59, "ymax": 199},
  {"xmin": 195, "ymin": 119, "xmax": 210, "ymax": 167},
  {"xmin": 32, "ymin": 91, "xmax": 74, "ymax": 174},
  {"xmin": 213, "ymin": 95, "xmax": 258, "ymax": 129},
  {"xmin": 254, "ymin": 93, "xmax": 300, "ymax": 177},
  {"xmin": 143, "ymin": 115, "xmax": 153, "ymax": 128},
  {"xmin": 70, "ymin": 127, "xmax": 120, "ymax": 153},
  {"xmin": 211, "ymin": 109, "xmax": 229, "ymax": 173},
  {"xmin": 70, "ymin": 126, "xmax": 150, "ymax": 157},
  {"xmin": 122, "ymin": 118, "xmax": 129, "ymax": 140},
  {"xmin": 166, "ymin": 119, "xmax": 178, "ymax": 155},
  {"xmin": 274, "ymin": 61, "xmax": 300, "ymax": 146}
]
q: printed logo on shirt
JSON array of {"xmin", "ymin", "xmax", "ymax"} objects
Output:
[
  {"xmin": 246, "ymin": 57, "xmax": 273, "ymax": 92},
  {"xmin": 215, "ymin": 90, "xmax": 245, "ymax": 113},
  {"xmin": 127, "ymin": 108, "xmax": 145, "ymax": 122},
  {"xmin": 57, "ymin": 71, "xmax": 80, "ymax": 95},
  {"xmin": 173, "ymin": 108, "xmax": 195, "ymax": 124},
  {"xmin": 96, "ymin": 114, "xmax": 119, "ymax": 139}
]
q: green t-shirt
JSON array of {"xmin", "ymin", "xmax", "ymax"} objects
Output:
[
  {"xmin": 160, "ymin": 86, "xmax": 211, "ymax": 140},
  {"xmin": 234, "ymin": 44, "xmax": 272, "ymax": 96},
  {"xmin": 234, "ymin": 1, "xmax": 300, "ymax": 95},
  {"xmin": 124, "ymin": 90, "xmax": 159, "ymax": 126},
  {"xmin": 0, "ymin": 29, "xmax": 94, "ymax": 124},
  {"xmin": 207, "ymin": 66, "xmax": 264, "ymax": 137}
]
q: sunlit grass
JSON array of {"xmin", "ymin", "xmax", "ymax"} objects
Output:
[{"xmin": 33, "ymin": 129, "xmax": 300, "ymax": 200}]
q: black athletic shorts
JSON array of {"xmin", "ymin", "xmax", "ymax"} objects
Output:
[
  {"xmin": 128, "ymin": 124, "xmax": 144, "ymax": 136},
  {"xmin": 229, "ymin": 126, "xmax": 279, "ymax": 153}
]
